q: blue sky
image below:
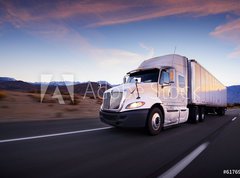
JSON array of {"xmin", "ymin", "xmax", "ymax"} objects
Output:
[{"xmin": 0, "ymin": 0, "xmax": 240, "ymax": 85}]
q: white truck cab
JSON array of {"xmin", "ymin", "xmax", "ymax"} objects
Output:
[{"xmin": 100, "ymin": 54, "xmax": 226, "ymax": 135}]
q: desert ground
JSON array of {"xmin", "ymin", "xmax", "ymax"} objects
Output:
[{"xmin": 0, "ymin": 90, "xmax": 102, "ymax": 123}]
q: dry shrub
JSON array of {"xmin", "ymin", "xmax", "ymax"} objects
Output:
[
  {"xmin": 0, "ymin": 91, "xmax": 7, "ymax": 100},
  {"xmin": 74, "ymin": 95, "xmax": 80, "ymax": 99},
  {"xmin": 29, "ymin": 90, "xmax": 40, "ymax": 94},
  {"xmin": 1, "ymin": 105, "xmax": 9, "ymax": 109},
  {"xmin": 69, "ymin": 99, "xmax": 81, "ymax": 105},
  {"xmin": 96, "ymin": 98, "xmax": 102, "ymax": 104},
  {"xmin": 28, "ymin": 93, "xmax": 82, "ymax": 104},
  {"xmin": 28, "ymin": 94, "xmax": 57, "ymax": 103},
  {"xmin": 89, "ymin": 96, "xmax": 96, "ymax": 99},
  {"xmin": 62, "ymin": 95, "xmax": 71, "ymax": 101},
  {"xmin": 28, "ymin": 94, "xmax": 41, "ymax": 102},
  {"xmin": 65, "ymin": 108, "xmax": 78, "ymax": 112},
  {"xmin": 43, "ymin": 98, "xmax": 58, "ymax": 103},
  {"xmin": 55, "ymin": 112, "xmax": 63, "ymax": 118}
]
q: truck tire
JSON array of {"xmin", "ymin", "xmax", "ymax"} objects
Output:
[
  {"xmin": 217, "ymin": 108, "xmax": 225, "ymax": 116},
  {"xmin": 146, "ymin": 107, "xmax": 163, "ymax": 135},
  {"xmin": 189, "ymin": 106, "xmax": 199, "ymax": 123},
  {"xmin": 199, "ymin": 107, "xmax": 205, "ymax": 122},
  {"xmin": 221, "ymin": 108, "xmax": 226, "ymax": 116}
]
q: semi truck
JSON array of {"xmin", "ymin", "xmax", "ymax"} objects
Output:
[{"xmin": 100, "ymin": 54, "xmax": 227, "ymax": 135}]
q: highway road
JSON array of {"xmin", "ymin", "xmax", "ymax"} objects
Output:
[{"xmin": 0, "ymin": 109, "xmax": 240, "ymax": 178}]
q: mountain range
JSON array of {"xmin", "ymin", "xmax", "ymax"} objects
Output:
[
  {"xmin": 0, "ymin": 77, "xmax": 111, "ymax": 97},
  {"xmin": 0, "ymin": 77, "xmax": 239, "ymax": 104}
]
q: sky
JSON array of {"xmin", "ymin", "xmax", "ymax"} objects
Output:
[{"xmin": 0, "ymin": 0, "xmax": 240, "ymax": 86}]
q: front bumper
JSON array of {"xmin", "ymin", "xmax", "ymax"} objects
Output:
[{"xmin": 100, "ymin": 109, "xmax": 149, "ymax": 128}]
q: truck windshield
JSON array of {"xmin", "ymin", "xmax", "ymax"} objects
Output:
[{"xmin": 127, "ymin": 69, "xmax": 159, "ymax": 83}]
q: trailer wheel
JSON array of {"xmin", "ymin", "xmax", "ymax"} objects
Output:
[
  {"xmin": 221, "ymin": 108, "xmax": 226, "ymax": 116},
  {"xmin": 199, "ymin": 107, "xmax": 205, "ymax": 122},
  {"xmin": 146, "ymin": 107, "xmax": 163, "ymax": 135},
  {"xmin": 190, "ymin": 106, "xmax": 199, "ymax": 123},
  {"xmin": 217, "ymin": 108, "xmax": 225, "ymax": 116}
]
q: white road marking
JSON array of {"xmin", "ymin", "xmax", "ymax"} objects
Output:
[
  {"xmin": 232, "ymin": 117, "xmax": 237, "ymax": 121},
  {"xmin": 0, "ymin": 126, "xmax": 113, "ymax": 143},
  {"xmin": 158, "ymin": 142, "xmax": 209, "ymax": 178}
]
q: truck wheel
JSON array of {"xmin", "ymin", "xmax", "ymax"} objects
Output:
[
  {"xmin": 199, "ymin": 107, "xmax": 205, "ymax": 122},
  {"xmin": 221, "ymin": 108, "xmax": 225, "ymax": 116},
  {"xmin": 217, "ymin": 108, "xmax": 225, "ymax": 116},
  {"xmin": 147, "ymin": 108, "xmax": 163, "ymax": 135},
  {"xmin": 190, "ymin": 106, "xmax": 199, "ymax": 123}
]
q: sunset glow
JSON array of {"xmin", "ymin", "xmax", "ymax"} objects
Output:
[{"xmin": 0, "ymin": 0, "xmax": 240, "ymax": 85}]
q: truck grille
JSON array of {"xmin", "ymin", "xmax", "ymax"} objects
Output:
[{"xmin": 103, "ymin": 92, "xmax": 123, "ymax": 110}]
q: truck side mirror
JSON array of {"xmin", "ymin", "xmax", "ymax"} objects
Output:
[
  {"xmin": 169, "ymin": 69, "xmax": 175, "ymax": 83},
  {"xmin": 123, "ymin": 77, "xmax": 126, "ymax": 84}
]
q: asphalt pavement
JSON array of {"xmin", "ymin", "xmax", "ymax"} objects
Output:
[{"xmin": 0, "ymin": 109, "xmax": 239, "ymax": 178}]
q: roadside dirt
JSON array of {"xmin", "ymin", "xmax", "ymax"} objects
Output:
[{"xmin": 0, "ymin": 90, "xmax": 102, "ymax": 123}]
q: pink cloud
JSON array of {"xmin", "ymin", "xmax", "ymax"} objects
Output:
[
  {"xmin": 0, "ymin": 1, "xmax": 131, "ymax": 28},
  {"xmin": 1, "ymin": 0, "xmax": 240, "ymax": 59},
  {"xmin": 228, "ymin": 48, "xmax": 240, "ymax": 59},
  {"xmin": 51, "ymin": 1, "xmax": 131, "ymax": 19},
  {"xmin": 210, "ymin": 18, "xmax": 240, "ymax": 58},
  {"xmin": 87, "ymin": 0, "xmax": 240, "ymax": 27},
  {"xmin": 1, "ymin": 0, "xmax": 240, "ymax": 28},
  {"xmin": 210, "ymin": 18, "xmax": 240, "ymax": 43}
]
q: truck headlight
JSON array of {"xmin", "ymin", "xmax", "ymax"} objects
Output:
[{"xmin": 126, "ymin": 102, "xmax": 145, "ymax": 109}]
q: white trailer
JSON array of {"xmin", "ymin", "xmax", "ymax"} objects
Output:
[{"xmin": 100, "ymin": 54, "xmax": 227, "ymax": 135}]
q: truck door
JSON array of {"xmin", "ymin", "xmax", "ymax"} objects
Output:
[
  {"xmin": 159, "ymin": 68, "xmax": 179, "ymax": 124},
  {"xmin": 177, "ymin": 74, "xmax": 188, "ymax": 123}
]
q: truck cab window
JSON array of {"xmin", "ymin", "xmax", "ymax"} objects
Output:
[
  {"xmin": 178, "ymin": 75, "xmax": 185, "ymax": 88},
  {"xmin": 160, "ymin": 70, "xmax": 170, "ymax": 84},
  {"xmin": 127, "ymin": 69, "xmax": 159, "ymax": 83}
]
